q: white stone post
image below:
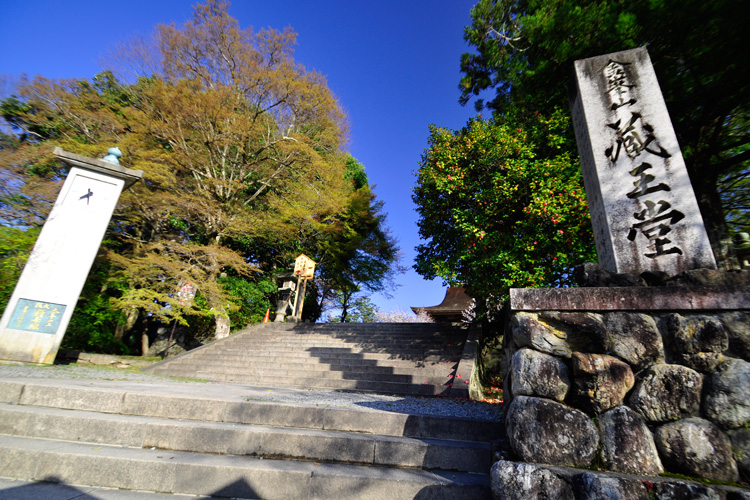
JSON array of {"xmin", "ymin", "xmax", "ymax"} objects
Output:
[
  {"xmin": 0, "ymin": 148, "xmax": 142, "ymax": 364},
  {"xmin": 570, "ymin": 47, "xmax": 716, "ymax": 275}
]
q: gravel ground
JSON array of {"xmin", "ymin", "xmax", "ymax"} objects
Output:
[{"xmin": 0, "ymin": 363, "xmax": 503, "ymax": 422}]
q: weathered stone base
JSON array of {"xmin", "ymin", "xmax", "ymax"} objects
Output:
[
  {"xmin": 491, "ymin": 460, "xmax": 750, "ymax": 500},
  {"xmin": 56, "ymin": 350, "xmax": 153, "ymax": 369},
  {"xmin": 500, "ymin": 273, "xmax": 749, "ymax": 489}
]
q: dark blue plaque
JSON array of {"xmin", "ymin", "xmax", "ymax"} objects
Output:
[{"xmin": 8, "ymin": 299, "xmax": 66, "ymax": 334}]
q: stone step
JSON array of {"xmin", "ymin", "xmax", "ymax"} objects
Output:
[
  {"xmin": 214, "ymin": 338, "xmax": 464, "ymax": 349},
  {"xmin": 210, "ymin": 351, "xmax": 463, "ymax": 362},
  {"xmin": 0, "ymin": 477, "xmax": 201, "ymax": 500},
  {"xmin": 222, "ymin": 328, "xmax": 467, "ymax": 344},
  {"xmin": 242, "ymin": 327, "xmax": 465, "ymax": 336},
  {"xmin": 229, "ymin": 334, "xmax": 465, "ymax": 344},
  {"xmin": 194, "ymin": 354, "xmax": 460, "ymax": 367},
  {"xmin": 154, "ymin": 359, "xmax": 457, "ymax": 376},
  {"xmin": 149, "ymin": 371, "xmax": 453, "ymax": 395},
  {"xmin": 164, "ymin": 353, "xmax": 459, "ymax": 368},
  {"xmin": 184, "ymin": 349, "xmax": 460, "ymax": 362},
  {"xmin": 208, "ymin": 339, "xmax": 463, "ymax": 347},
  {"xmin": 0, "ymin": 403, "xmax": 491, "ymax": 473},
  {"xmin": 233, "ymin": 331, "xmax": 466, "ymax": 342},
  {"xmin": 0, "ymin": 434, "xmax": 491, "ymax": 500},
  {"xmin": 257, "ymin": 323, "xmax": 465, "ymax": 331},
  {"xmin": 212, "ymin": 346, "xmax": 463, "ymax": 356},
  {"xmin": 148, "ymin": 364, "xmax": 435, "ymax": 384},
  {"xmin": 161, "ymin": 355, "xmax": 460, "ymax": 372},
  {"xmin": 222, "ymin": 331, "xmax": 455, "ymax": 338},
  {"xmin": 207, "ymin": 370, "xmax": 453, "ymax": 387},
  {"xmin": 0, "ymin": 379, "xmax": 502, "ymax": 442},
  {"xmin": 160, "ymin": 362, "xmax": 454, "ymax": 375},
  {"xmin": 157, "ymin": 365, "xmax": 454, "ymax": 383},
  {"xmin": 229, "ymin": 352, "xmax": 461, "ymax": 362},
  {"xmin": 145, "ymin": 322, "xmax": 472, "ymax": 397}
]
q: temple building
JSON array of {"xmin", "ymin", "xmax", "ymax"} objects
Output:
[{"xmin": 412, "ymin": 287, "xmax": 473, "ymax": 323}]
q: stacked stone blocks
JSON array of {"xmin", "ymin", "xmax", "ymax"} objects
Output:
[{"xmin": 502, "ymin": 307, "xmax": 749, "ymax": 484}]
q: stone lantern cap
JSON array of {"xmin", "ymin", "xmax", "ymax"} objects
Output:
[{"xmin": 54, "ymin": 147, "xmax": 144, "ymax": 189}]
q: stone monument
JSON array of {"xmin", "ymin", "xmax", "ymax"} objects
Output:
[
  {"xmin": 570, "ymin": 47, "xmax": 716, "ymax": 276},
  {"xmin": 488, "ymin": 48, "xmax": 749, "ymax": 496},
  {"xmin": 0, "ymin": 148, "xmax": 143, "ymax": 364}
]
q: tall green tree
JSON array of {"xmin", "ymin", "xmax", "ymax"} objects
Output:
[
  {"xmin": 414, "ymin": 109, "xmax": 595, "ymax": 314},
  {"xmin": 310, "ymin": 156, "xmax": 403, "ymax": 323},
  {"xmin": 459, "ymin": 0, "xmax": 749, "ymax": 267},
  {"xmin": 327, "ymin": 295, "xmax": 378, "ymax": 323}
]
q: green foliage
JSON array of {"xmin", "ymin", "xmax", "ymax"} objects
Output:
[
  {"xmin": 312, "ymin": 161, "xmax": 403, "ymax": 322},
  {"xmin": 720, "ymin": 113, "xmax": 750, "ymax": 234},
  {"xmin": 324, "ymin": 188, "xmax": 400, "ymax": 296},
  {"xmin": 460, "ymin": 0, "xmax": 750, "ymax": 264},
  {"xmin": 414, "ymin": 109, "xmax": 596, "ymax": 310},
  {"xmin": 0, "ymin": 226, "xmax": 39, "ymax": 312},
  {"xmin": 61, "ymin": 259, "xmax": 129, "ymax": 355},
  {"xmin": 91, "ymin": 70, "xmax": 133, "ymax": 109},
  {"xmin": 219, "ymin": 275, "xmax": 277, "ymax": 329},
  {"xmin": 0, "ymin": 97, "xmax": 36, "ymax": 139},
  {"xmin": 329, "ymin": 295, "xmax": 378, "ymax": 323},
  {"xmin": 108, "ymin": 242, "xmax": 256, "ymax": 327},
  {"xmin": 63, "ymin": 293, "xmax": 129, "ymax": 355},
  {"xmin": 344, "ymin": 155, "xmax": 369, "ymax": 190},
  {"xmin": 0, "ymin": 131, "xmax": 20, "ymax": 151}
]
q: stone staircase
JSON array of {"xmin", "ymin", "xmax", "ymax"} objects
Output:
[
  {"xmin": 144, "ymin": 322, "xmax": 471, "ymax": 396},
  {"xmin": 0, "ymin": 378, "xmax": 497, "ymax": 499}
]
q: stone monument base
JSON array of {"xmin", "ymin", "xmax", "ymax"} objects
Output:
[{"xmin": 497, "ymin": 266, "xmax": 750, "ymax": 490}]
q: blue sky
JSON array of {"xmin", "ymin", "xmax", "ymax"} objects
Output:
[{"xmin": 0, "ymin": 0, "xmax": 480, "ymax": 315}]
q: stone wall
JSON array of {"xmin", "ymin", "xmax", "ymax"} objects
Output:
[
  {"xmin": 502, "ymin": 309, "xmax": 748, "ymax": 482},
  {"xmin": 490, "ymin": 461, "xmax": 750, "ymax": 500},
  {"xmin": 497, "ymin": 272, "xmax": 750, "ymax": 496}
]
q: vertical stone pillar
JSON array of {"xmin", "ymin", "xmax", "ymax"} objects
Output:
[
  {"xmin": 570, "ymin": 47, "xmax": 716, "ymax": 275},
  {"xmin": 0, "ymin": 148, "xmax": 142, "ymax": 364}
]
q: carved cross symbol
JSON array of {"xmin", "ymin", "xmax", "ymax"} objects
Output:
[{"xmin": 79, "ymin": 188, "xmax": 94, "ymax": 205}]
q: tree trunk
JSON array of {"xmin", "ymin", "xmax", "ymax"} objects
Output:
[
  {"xmin": 114, "ymin": 307, "xmax": 139, "ymax": 342},
  {"xmin": 690, "ymin": 167, "xmax": 739, "ymax": 269},
  {"xmin": 164, "ymin": 319, "xmax": 178, "ymax": 358},
  {"xmin": 338, "ymin": 289, "xmax": 354, "ymax": 323},
  {"xmin": 141, "ymin": 332, "xmax": 149, "ymax": 357}
]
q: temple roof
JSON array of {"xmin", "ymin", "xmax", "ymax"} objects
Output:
[{"xmin": 411, "ymin": 287, "xmax": 473, "ymax": 321}]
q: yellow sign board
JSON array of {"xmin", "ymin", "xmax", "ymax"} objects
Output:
[{"xmin": 294, "ymin": 254, "xmax": 316, "ymax": 279}]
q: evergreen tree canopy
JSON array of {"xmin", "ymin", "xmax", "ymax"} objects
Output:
[
  {"xmin": 459, "ymin": 0, "xmax": 749, "ymax": 266},
  {"xmin": 414, "ymin": 109, "xmax": 595, "ymax": 314}
]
